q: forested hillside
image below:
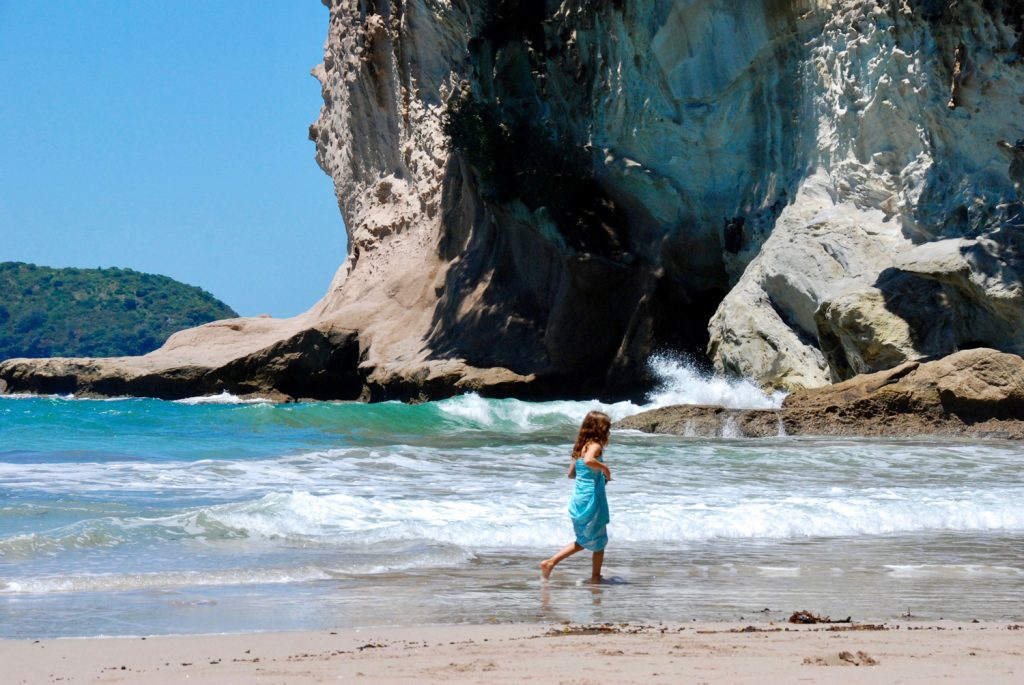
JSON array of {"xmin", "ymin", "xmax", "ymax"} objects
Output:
[{"xmin": 0, "ymin": 262, "xmax": 238, "ymax": 360}]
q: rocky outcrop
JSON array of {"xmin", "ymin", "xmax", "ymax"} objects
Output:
[
  {"xmin": 0, "ymin": 317, "xmax": 355, "ymax": 401},
  {"xmin": 3, "ymin": 1, "xmax": 1024, "ymax": 401},
  {"xmin": 0, "ymin": 314, "xmax": 529, "ymax": 401},
  {"xmin": 618, "ymin": 349, "xmax": 1024, "ymax": 439},
  {"xmin": 781, "ymin": 347, "xmax": 1024, "ymax": 434}
]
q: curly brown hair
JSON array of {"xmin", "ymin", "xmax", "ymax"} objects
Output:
[{"xmin": 571, "ymin": 410, "xmax": 611, "ymax": 459}]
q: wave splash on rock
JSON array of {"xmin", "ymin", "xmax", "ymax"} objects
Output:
[{"xmin": 620, "ymin": 348, "xmax": 1024, "ymax": 439}]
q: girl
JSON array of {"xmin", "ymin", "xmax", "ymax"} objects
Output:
[{"xmin": 540, "ymin": 410, "xmax": 612, "ymax": 582}]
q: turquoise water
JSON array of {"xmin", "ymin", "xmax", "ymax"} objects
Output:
[{"xmin": 2, "ymin": 373, "xmax": 1023, "ymax": 638}]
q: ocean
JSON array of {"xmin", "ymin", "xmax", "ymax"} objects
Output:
[{"xmin": 1, "ymin": 359, "xmax": 1022, "ymax": 638}]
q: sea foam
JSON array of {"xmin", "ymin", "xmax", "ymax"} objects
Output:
[
  {"xmin": 11, "ymin": 485, "xmax": 1019, "ymax": 560},
  {"xmin": 644, "ymin": 353, "xmax": 786, "ymax": 409}
]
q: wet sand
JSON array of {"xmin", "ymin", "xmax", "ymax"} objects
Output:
[{"xmin": 3, "ymin": 621, "xmax": 1022, "ymax": 684}]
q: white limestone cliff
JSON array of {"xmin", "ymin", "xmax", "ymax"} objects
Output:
[
  {"xmin": 709, "ymin": 0, "xmax": 1024, "ymax": 388},
  {"xmin": 2, "ymin": 0, "xmax": 1023, "ymax": 400},
  {"xmin": 310, "ymin": 0, "xmax": 1024, "ymax": 393}
]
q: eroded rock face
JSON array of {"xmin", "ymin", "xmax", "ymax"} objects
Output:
[
  {"xmin": 312, "ymin": 0, "xmax": 1024, "ymax": 396},
  {"xmin": 308, "ymin": 0, "xmax": 834, "ymax": 398},
  {"xmin": 708, "ymin": 1, "xmax": 1024, "ymax": 389},
  {"xmin": 3, "ymin": 1, "xmax": 1023, "ymax": 400}
]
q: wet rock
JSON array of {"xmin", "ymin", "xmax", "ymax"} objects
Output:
[
  {"xmin": 616, "ymin": 405, "xmax": 782, "ymax": 438},
  {"xmin": 783, "ymin": 348, "xmax": 1024, "ymax": 434},
  {"xmin": 619, "ymin": 349, "xmax": 1024, "ymax": 439}
]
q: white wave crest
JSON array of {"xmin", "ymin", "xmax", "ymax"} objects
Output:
[
  {"xmin": 0, "ymin": 393, "xmax": 136, "ymax": 401},
  {"xmin": 437, "ymin": 394, "xmax": 637, "ymax": 427},
  {"xmin": 435, "ymin": 355, "xmax": 783, "ymax": 431},
  {"xmin": 149, "ymin": 488, "xmax": 1024, "ymax": 549},
  {"xmin": 174, "ymin": 391, "xmax": 274, "ymax": 405},
  {"xmin": 0, "ymin": 527, "xmax": 125, "ymax": 559},
  {"xmin": 613, "ymin": 493, "xmax": 1024, "ymax": 541}
]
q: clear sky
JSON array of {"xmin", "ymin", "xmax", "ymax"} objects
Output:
[{"xmin": 0, "ymin": 1, "xmax": 346, "ymax": 317}]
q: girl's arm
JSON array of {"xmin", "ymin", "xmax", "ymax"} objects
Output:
[
  {"xmin": 567, "ymin": 461, "xmax": 576, "ymax": 479},
  {"xmin": 581, "ymin": 442, "xmax": 611, "ymax": 481}
]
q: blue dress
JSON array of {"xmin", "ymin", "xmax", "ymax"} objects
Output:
[{"xmin": 570, "ymin": 457, "xmax": 610, "ymax": 551}]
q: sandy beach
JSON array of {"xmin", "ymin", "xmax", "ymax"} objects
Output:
[{"xmin": 3, "ymin": 621, "xmax": 1021, "ymax": 684}]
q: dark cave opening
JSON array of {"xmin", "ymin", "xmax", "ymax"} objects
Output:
[{"xmin": 645, "ymin": 266, "xmax": 725, "ymax": 379}]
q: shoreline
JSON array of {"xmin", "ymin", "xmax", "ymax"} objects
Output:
[{"xmin": 3, "ymin": 621, "xmax": 1021, "ymax": 684}]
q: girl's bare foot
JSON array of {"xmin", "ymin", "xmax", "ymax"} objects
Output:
[{"xmin": 540, "ymin": 560, "xmax": 554, "ymax": 579}]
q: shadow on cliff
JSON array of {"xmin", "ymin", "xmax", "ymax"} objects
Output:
[
  {"xmin": 417, "ymin": 0, "xmax": 820, "ymax": 400},
  {"xmin": 425, "ymin": 114, "xmax": 730, "ymax": 400},
  {"xmin": 851, "ymin": 216, "xmax": 1024, "ymax": 380}
]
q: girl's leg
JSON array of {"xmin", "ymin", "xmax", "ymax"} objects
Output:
[
  {"xmin": 540, "ymin": 542, "xmax": 583, "ymax": 579},
  {"xmin": 590, "ymin": 550, "xmax": 604, "ymax": 582}
]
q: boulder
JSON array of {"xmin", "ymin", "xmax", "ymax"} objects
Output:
[{"xmin": 783, "ymin": 348, "xmax": 1024, "ymax": 432}]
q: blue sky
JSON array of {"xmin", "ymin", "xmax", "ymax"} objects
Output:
[{"xmin": 0, "ymin": 1, "xmax": 345, "ymax": 317}]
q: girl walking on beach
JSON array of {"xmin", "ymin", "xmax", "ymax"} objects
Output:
[{"xmin": 540, "ymin": 410, "xmax": 612, "ymax": 582}]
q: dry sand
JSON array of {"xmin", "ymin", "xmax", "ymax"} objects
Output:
[{"xmin": 3, "ymin": 621, "xmax": 1022, "ymax": 684}]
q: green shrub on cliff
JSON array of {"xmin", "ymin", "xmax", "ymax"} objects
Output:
[{"xmin": 0, "ymin": 262, "xmax": 238, "ymax": 360}]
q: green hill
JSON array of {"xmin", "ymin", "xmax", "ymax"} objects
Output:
[{"xmin": 0, "ymin": 262, "xmax": 239, "ymax": 360}]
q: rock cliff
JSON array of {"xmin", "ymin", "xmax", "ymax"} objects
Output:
[
  {"xmin": 2, "ymin": 1, "xmax": 1023, "ymax": 400},
  {"xmin": 309, "ymin": 0, "xmax": 1024, "ymax": 397},
  {"xmin": 708, "ymin": 1, "xmax": 1024, "ymax": 389}
]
